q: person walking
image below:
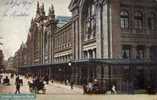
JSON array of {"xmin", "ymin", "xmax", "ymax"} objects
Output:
[
  {"xmin": 70, "ymin": 81, "xmax": 74, "ymax": 89},
  {"xmin": 15, "ymin": 76, "xmax": 21, "ymax": 94},
  {"xmin": 111, "ymin": 84, "xmax": 117, "ymax": 94},
  {"xmin": 44, "ymin": 75, "xmax": 49, "ymax": 84}
]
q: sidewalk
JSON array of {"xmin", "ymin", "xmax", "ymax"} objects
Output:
[{"xmin": 44, "ymin": 81, "xmax": 83, "ymax": 94}]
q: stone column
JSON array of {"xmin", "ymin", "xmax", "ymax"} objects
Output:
[
  {"xmin": 145, "ymin": 46, "xmax": 150, "ymax": 60},
  {"xmin": 132, "ymin": 45, "xmax": 137, "ymax": 59},
  {"xmin": 92, "ymin": 49, "xmax": 96, "ymax": 58},
  {"xmin": 87, "ymin": 50, "xmax": 90, "ymax": 59},
  {"xmin": 96, "ymin": 1, "xmax": 103, "ymax": 58}
]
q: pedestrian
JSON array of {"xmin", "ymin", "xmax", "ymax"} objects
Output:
[
  {"xmin": 70, "ymin": 81, "xmax": 74, "ymax": 89},
  {"xmin": 87, "ymin": 81, "xmax": 93, "ymax": 91},
  {"xmin": 15, "ymin": 76, "xmax": 21, "ymax": 94},
  {"xmin": 3, "ymin": 76, "xmax": 10, "ymax": 85},
  {"xmin": 111, "ymin": 84, "xmax": 117, "ymax": 94},
  {"xmin": 0, "ymin": 74, "xmax": 2, "ymax": 84},
  {"xmin": 83, "ymin": 84, "xmax": 87, "ymax": 94},
  {"xmin": 44, "ymin": 75, "xmax": 49, "ymax": 84}
]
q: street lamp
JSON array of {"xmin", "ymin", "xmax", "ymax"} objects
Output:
[{"xmin": 68, "ymin": 62, "xmax": 72, "ymax": 67}]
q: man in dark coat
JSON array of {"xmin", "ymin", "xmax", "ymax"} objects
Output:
[{"xmin": 15, "ymin": 76, "xmax": 21, "ymax": 94}]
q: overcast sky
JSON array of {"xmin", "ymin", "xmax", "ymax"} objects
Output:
[{"xmin": 0, "ymin": 0, "xmax": 71, "ymax": 60}]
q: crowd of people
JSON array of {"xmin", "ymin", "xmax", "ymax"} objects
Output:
[
  {"xmin": 0, "ymin": 73, "xmax": 13, "ymax": 85},
  {"xmin": 0, "ymin": 72, "xmax": 23, "ymax": 94},
  {"xmin": 0, "ymin": 72, "xmax": 116, "ymax": 94}
]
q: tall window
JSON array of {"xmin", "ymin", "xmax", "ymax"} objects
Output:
[
  {"xmin": 134, "ymin": 11, "xmax": 143, "ymax": 31},
  {"xmin": 84, "ymin": 1, "xmax": 96, "ymax": 41},
  {"xmin": 148, "ymin": 13, "xmax": 156, "ymax": 31},
  {"xmin": 120, "ymin": 10, "xmax": 129, "ymax": 29},
  {"xmin": 122, "ymin": 45, "xmax": 131, "ymax": 59}
]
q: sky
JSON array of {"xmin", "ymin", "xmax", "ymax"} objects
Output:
[{"xmin": 0, "ymin": 0, "xmax": 71, "ymax": 60}]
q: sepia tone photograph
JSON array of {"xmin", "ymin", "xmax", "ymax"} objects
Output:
[{"xmin": 0, "ymin": 0, "xmax": 157, "ymax": 100}]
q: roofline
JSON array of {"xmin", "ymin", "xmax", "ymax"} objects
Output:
[{"xmin": 20, "ymin": 59, "xmax": 157, "ymax": 69}]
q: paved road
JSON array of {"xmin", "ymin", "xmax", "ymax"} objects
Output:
[{"xmin": 0, "ymin": 73, "xmax": 83, "ymax": 95}]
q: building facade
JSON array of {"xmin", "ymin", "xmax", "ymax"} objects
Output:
[
  {"xmin": 16, "ymin": 0, "xmax": 157, "ymax": 92},
  {"xmin": 69, "ymin": 0, "xmax": 157, "ymax": 60}
]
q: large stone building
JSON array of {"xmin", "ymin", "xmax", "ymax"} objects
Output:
[
  {"xmin": 69, "ymin": 0, "xmax": 157, "ymax": 60},
  {"xmin": 16, "ymin": 0, "xmax": 157, "ymax": 92}
]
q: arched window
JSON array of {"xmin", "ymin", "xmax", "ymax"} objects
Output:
[
  {"xmin": 148, "ymin": 12, "xmax": 156, "ymax": 31},
  {"xmin": 120, "ymin": 10, "xmax": 129, "ymax": 29},
  {"xmin": 134, "ymin": 11, "xmax": 143, "ymax": 30}
]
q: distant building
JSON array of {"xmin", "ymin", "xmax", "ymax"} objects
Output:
[{"xmin": 6, "ymin": 57, "xmax": 16, "ymax": 71}]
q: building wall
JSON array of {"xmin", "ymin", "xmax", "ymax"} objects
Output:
[
  {"xmin": 69, "ymin": 0, "xmax": 157, "ymax": 60},
  {"xmin": 54, "ymin": 22, "xmax": 73, "ymax": 63},
  {"xmin": 112, "ymin": 0, "xmax": 157, "ymax": 59}
]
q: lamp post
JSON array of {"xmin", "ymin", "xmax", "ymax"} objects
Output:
[
  {"xmin": 68, "ymin": 61, "xmax": 72, "ymax": 80},
  {"xmin": 58, "ymin": 68, "xmax": 62, "ymax": 81},
  {"xmin": 68, "ymin": 62, "xmax": 72, "ymax": 67}
]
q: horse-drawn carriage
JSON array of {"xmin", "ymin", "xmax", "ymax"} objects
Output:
[
  {"xmin": 83, "ymin": 84, "xmax": 106, "ymax": 94},
  {"xmin": 83, "ymin": 80, "xmax": 107, "ymax": 94},
  {"xmin": 3, "ymin": 76, "xmax": 10, "ymax": 86},
  {"xmin": 28, "ymin": 81, "xmax": 46, "ymax": 94}
]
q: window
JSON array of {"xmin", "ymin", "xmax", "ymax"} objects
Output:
[
  {"xmin": 84, "ymin": 1, "xmax": 96, "ymax": 41},
  {"xmin": 88, "ymin": 50, "xmax": 93, "ymax": 58},
  {"xmin": 148, "ymin": 13, "xmax": 156, "ymax": 31},
  {"xmin": 150, "ymin": 46, "xmax": 157, "ymax": 60},
  {"xmin": 84, "ymin": 51, "xmax": 88, "ymax": 59},
  {"xmin": 120, "ymin": 10, "xmax": 129, "ymax": 29},
  {"xmin": 136, "ymin": 46, "xmax": 145, "ymax": 59},
  {"xmin": 134, "ymin": 11, "xmax": 143, "ymax": 30},
  {"xmin": 122, "ymin": 45, "xmax": 131, "ymax": 59}
]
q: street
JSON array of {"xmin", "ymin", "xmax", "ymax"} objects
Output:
[
  {"xmin": 0, "ymin": 74, "xmax": 157, "ymax": 100},
  {"xmin": 0, "ymin": 73, "xmax": 83, "ymax": 95}
]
